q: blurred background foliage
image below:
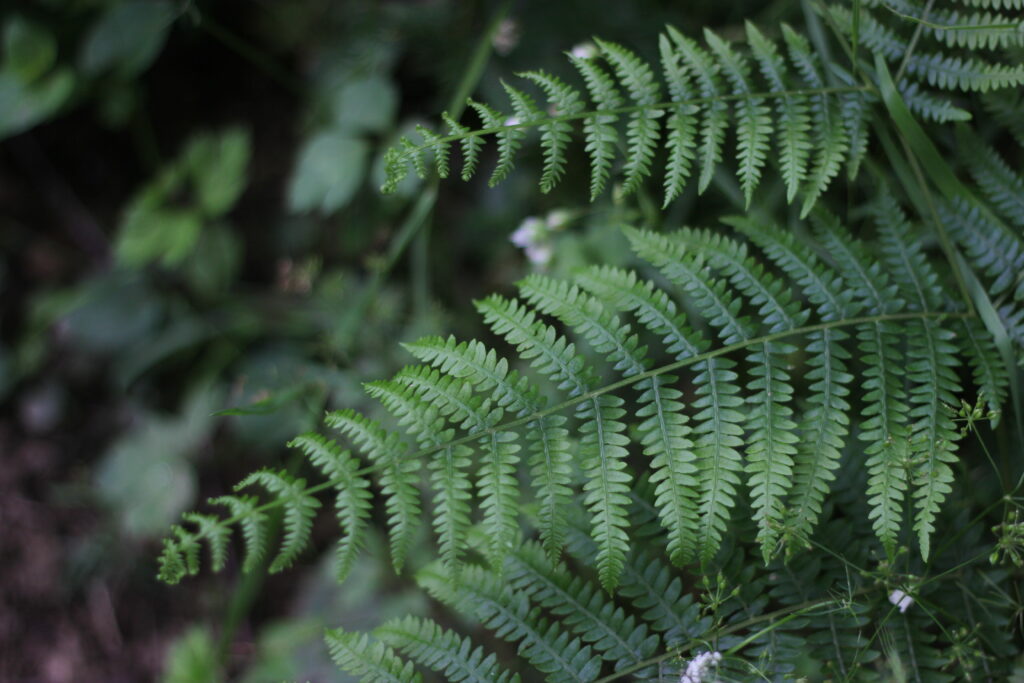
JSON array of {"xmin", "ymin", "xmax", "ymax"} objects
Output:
[{"xmin": 0, "ymin": 0, "xmax": 773, "ymax": 679}]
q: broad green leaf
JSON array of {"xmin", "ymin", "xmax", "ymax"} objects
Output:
[
  {"xmin": 185, "ymin": 128, "xmax": 252, "ymax": 216},
  {"xmin": 79, "ymin": 0, "xmax": 176, "ymax": 77},
  {"xmin": 4, "ymin": 17, "xmax": 56, "ymax": 83},
  {"xmin": 288, "ymin": 132, "xmax": 369, "ymax": 214},
  {"xmin": 0, "ymin": 68, "xmax": 74, "ymax": 139},
  {"xmin": 332, "ymin": 75, "xmax": 398, "ymax": 134},
  {"xmin": 116, "ymin": 204, "xmax": 203, "ymax": 267}
]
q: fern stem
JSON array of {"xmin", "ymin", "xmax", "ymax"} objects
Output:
[{"xmin": 194, "ymin": 310, "xmax": 971, "ymax": 545}]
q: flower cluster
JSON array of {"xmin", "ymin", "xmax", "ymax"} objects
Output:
[
  {"xmin": 680, "ymin": 650, "xmax": 722, "ymax": 683},
  {"xmin": 509, "ymin": 209, "xmax": 572, "ymax": 267}
]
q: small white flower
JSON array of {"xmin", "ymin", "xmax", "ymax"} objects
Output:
[
  {"xmin": 570, "ymin": 42, "xmax": 598, "ymax": 59},
  {"xmin": 889, "ymin": 588, "xmax": 914, "ymax": 613},
  {"xmin": 679, "ymin": 651, "xmax": 722, "ymax": 683},
  {"xmin": 510, "ymin": 217, "xmax": 543, "ymax": 247},
  {"xmin": 510, "ymin": 216, "xmax": 555, "ymax": 266},
  {"xmin": 504, "ymin": 116, "xmax": 522, "ymax": 127},
  {"xmin": 545, "ymin": 209, "xmax": 572, "ymax": 230},
  {"xmin": 525, "ymin": 243, "xmax": 553, "ymax": 266}
]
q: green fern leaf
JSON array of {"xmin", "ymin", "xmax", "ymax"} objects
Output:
[
  {"xmin": 874, "ymin": 197, "xmax": 962, "ymax": 560},
  {"xmin": 442, "ymin": 112, "xmax": 484, "ymax": 182},
  {"xmin": 521, "ymin": 70, "xmax": 585, "ymax": 193},
  {"xmin": 520, "ymin": 274, "xmax": 701, "ymax": 566},
  {"xmin": 658, "ymin": 33, "xmax": 698, "ymax": 207},
  {"xmin": 569, "ymin": 54, "xmax": 622, "ymax": 200},
  {"xmin": 626, "ymin": 228, "xmax": 747, "ymax": 562},
  {"xmin": 783, "ymin": 24, "xmax": 848, "ymax": 217},
  {"xmin": 814, "ymin": 215, "xmax": 911, "ymax": 556},
  {"xmin": 727, "ymin": 217, "xmax": 857, "ymax": 547},
  {"xmin": 507, "ymin": 540, "xmax": 660, "ymax": 671}
]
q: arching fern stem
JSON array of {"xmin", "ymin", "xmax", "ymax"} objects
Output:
[{"xmin": 188, "ymin": 310, "xmax": 970, "ymax": 546}]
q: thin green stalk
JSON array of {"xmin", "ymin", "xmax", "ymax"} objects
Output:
[
  {"xmin": 335, "ymin": 0, "xmax": 511, "ymax": 351},
  {"xmin": 894, "ymin": 0, "xmax": 935, "ymax": 83}
]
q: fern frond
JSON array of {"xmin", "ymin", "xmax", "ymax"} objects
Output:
[
  {"xmin": 906, "ymin": 52, "xmax": 1024, "ymax": 92},
  {"xmin": 569, "ymin": 54, "xmax": 622, "ymax": 200},
  {"xmin": 394, "ymin": 365, "xmax": 521, "ymax": 567},
  {"xmin": 963, "ymin": 139, "xmax": 1024, "ymax": 229},
  {"xmin": 467, "ymin": 98, "xmax": 524, "ymax": 187},
  {"xmin": 521, "ymin": 70, "xmax": 585, "ymax": 193},
  {"xmin": 675, "ymin": 227, "xmax": 808, "ymax": 560},
  {"xmin": 236, "ymin": 470, "xmax": 320, "ymax": 573},
  {"xmin": 666, "ymin": 26, "xmax": 729, "ymax": 195},
  {"xmin": 658, "ymin": 34, "xmax": 698, "ymax": 207},
  {"xmin": 325, "ymin": 628, "xmax": 421, "ymax": 683},
  {"xmin": 287, "ymin": 434, "xmax": 371, "ymax": 582},
  {"xmin": 325, "ymin": 409, "xmax": 421, "ymax": 573},
  {"xmin": 415, "ymin": 124, "xmax": 451, "ymax": 179},
  {"xmin": 519, "ymin": 274, "xmax": 702, "ymax": 565},
  {"xmin": 626, "ymin": 228, "xmax": 748, "ymax": 561},
  {"xmin": 443, "ymin": 112, "xmax": 483, "ymax": 182},
  {"xmin": 375, "ymin": 616, "xmax": 521, "ymax": 683}
]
